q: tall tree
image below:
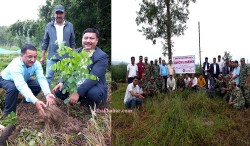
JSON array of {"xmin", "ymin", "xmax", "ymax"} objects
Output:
[{"xmin": 136, "ymin": 0, "xmax": 196, "ymax": 60}]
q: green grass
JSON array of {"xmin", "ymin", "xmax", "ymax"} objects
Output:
[{"xmin": 112, "ymin": 83, "xmax": 250, "ymax": 146}]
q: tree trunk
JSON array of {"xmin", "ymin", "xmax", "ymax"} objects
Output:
[{"xmin": 166, "ymin": 0, "xmax": 172, "ymax": 60}]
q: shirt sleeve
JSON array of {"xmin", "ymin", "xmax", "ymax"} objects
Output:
[
  {"xmin": 173, "ymin": 79, "xmax": 176, "ymax": 90},
  {"xmin": 35, "ymin": 62, "xmax": 51, "ymax": 96},
  {"xmin": 9, "ymin": 64, "xmax": 38, "ymax": 104},
  {"xmin": 41, "ymin": 24, "xmax": 49, "ymax": 50}
]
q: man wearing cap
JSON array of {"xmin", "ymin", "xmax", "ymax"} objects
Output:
[
  {"xmin": 228, "ymin": 81, "xmax": 245, "ymax": 110},
  {"xmin": 136, "ymin": 56, "xmax": 145, "ymax": 80},
  {"xmin": 239, "ymin": 58, "xmax": 250, "ymax": 107},
  {"xmin": 144, "ymin": 57, "xmax": 150, "ymax": 81},
  {"xmin": 41, "ymin": 5, "xmax": 76, "ymax": 86},
  {"xmin": 146, "ymin": 76, "xmax": 157, "ymax": 96},
  {"xmin": 221, "ymin": 74, "xmax": 232, "ymax": 101},
  {"xmin": 155, "ymin": 75, "xmax": 165, "ymax": 93},
  {"xmin": 140, "ymin": 73, "xmax": 148, "ymax": 96},
  {"xmin": 153, "ymin": 59, "xmax": 160, "ymax": 79},
  {"xmin": 214, "ymin": 74, "xmax": 225, "ymax": 96}
]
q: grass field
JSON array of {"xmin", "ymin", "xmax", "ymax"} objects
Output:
[{"xmin": 112, "ymin": 83, "xmax": 250, "ymax": 146}]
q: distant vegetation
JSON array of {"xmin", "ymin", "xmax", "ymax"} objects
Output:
[{"xmin": 111, "ymin": 63, "xmax": 202, "ymax": 83}]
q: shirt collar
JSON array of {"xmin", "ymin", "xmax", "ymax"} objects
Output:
[{"xmin": 54, "ymin": 20, "xmax": 65, "ymax": 26}]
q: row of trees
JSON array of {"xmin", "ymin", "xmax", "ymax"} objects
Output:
[{"xmin": 0, "ymin": 0, "xmax": 111, "ymax": 63}]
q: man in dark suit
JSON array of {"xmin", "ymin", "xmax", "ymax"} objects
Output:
[
  {"xmin": 210, "ymin": 57, "xmax": 220, "ymax": 79},
  {"xmin": 53, "ymin": 28, "xmax": 108, "ymax": 108},
  {"xmin": 202, "ymin": 57, "xmax": 210, "ymax": 80},
  {"xmin": 222, "ymin": 59, "xmax": 231, "ymax": 77}
]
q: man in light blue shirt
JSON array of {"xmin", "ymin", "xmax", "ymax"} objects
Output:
[
  {"xmin": 160, "ymin": 59, "xmax": 169, "ymax": 89},
  {"xmin": 0, "ymin": 44, "xmax": 55, "ymax": 116},
  {"xmin": 231, "ymin": 60, "xmax": 240, "ymax": 85}
]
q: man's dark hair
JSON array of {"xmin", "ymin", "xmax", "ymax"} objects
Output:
[
  {"xmin": 218, "ymin": 55, "xmax": 221, "ymax": 58},
  {"xmin": 21, "ymin": 44, "xmax": 37, "ymax": 54},
  {"xmin": 235, "ymin": 60, "xmax": 238, "ymax": 64},
  {"xmin": 133, "ymin": 76, "xmax": 139, "ymax": 80},
  {"xmin": 205, "ymin": 57, "xmax": 208, "ymax": 60},
  {"xmin": 82, "ymin": 28, "xmax": 100, "ymax": 38},
  {"xmin": 131, "ymin": 56, "xmax": 135, "ymax": 60},
  {"xmin": 139, "ymin": 55, "xmax": 143, "ymax": 58}
]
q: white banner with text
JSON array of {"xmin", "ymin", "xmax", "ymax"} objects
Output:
[{"xmin": 173, "ymin": 55, "xmax": 195, "ymax": 74}]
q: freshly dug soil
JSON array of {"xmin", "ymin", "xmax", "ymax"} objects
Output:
[{"xmin": 8, "ymin": 98, "xmax": 91, "ymax": 145}]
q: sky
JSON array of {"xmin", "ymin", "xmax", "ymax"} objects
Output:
[
  {"xmin": 0, "ymin": 0, "xmax": 45, "ymax": 26},
  {"xmin": 112, "ymin": 0, "xmax": 250, "ymax": 64}
]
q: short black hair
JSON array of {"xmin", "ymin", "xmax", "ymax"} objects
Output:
[
  {"xmin": 205, "ymin": 57, "xmax": 208, "ymax": 60},
  {"xmin": 133, "ymin": 76, "xmax": 139, "ymax": 80},
  {"xmin": 235, "ymin": 60, "xmax": 238, "ymax": 64},
  {"xmin": 82, "ymin": 28, "xmax": 100, "ymax": 38},
  {"xmin": 21, "ymin": 44, "xmax": 37, "ymax": 54},
  {"xmin": 131, "ymin": 56, "xmax": 135, "ymax": 60}
]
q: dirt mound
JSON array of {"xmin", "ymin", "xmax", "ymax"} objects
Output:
[{"xmin": 8, "ymin": 99, "xmax": 91, "ymax": 145}]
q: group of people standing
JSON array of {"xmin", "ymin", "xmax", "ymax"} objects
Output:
[
  {"xmin": 200, "ymin": 56, "xmax": 250, "ymax": 110},
  {"xmin": 0, "ymin": 5, "xmax": 108, "ymax": 117},
  {"xmin": 124, "ymin": 56, "xmax": 175, "ymax": 109},
  {"xmin": 124, "ymin": 55, "xmax": 250, "ymax": 110}
]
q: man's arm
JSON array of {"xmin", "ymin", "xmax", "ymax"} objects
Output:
[
  {"xmin": 35, "ymin": 61, "xmax": 52, "ymax": 97},
  {"xmin": 129, "ymin": 90, "xmax": 144, "ymax": 99},
  {"xmin": 69, "ymin": 24, "xmax": 76, "ymax": 49},
  {"xmin": 41, "ymin": 25, "xmax": 49, "ymax": 64},
  {"xmin": 126, "ymin": 64, "xmax": 129, "ymax": 82},
  {"xmin": 173, "ymin": 79, "xmax": 176, "ymax": 90}
]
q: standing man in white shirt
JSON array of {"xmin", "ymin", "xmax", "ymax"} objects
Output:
[
  {"xmin": 167, "ymin": 59, "xmax": 175, "ymax": 77},
  {"xmin": 217, "ymin": 55, "xmax": 224, "ymax": 74},
  {"xmin": 126, "ymin": 56, "xmax": 138, "ymax": 83},
  {"xmin": 124, "ymin": 77, "xmax": 144, "ymax": 109}
]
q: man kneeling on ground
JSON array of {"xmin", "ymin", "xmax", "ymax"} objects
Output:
[
  {"xmin": 228, "ymin": 81, "xmax": 245, "ymax": 110},
  {"xmin": 124, "ymin": 77, "xmax": 144, "ymax": 109},
  {"xmin": 0, "ymin": 44, "xmax": 55, "ymax": 117},
  {"xmin": 53, "ymin": 28, "xmax": 108, "ymax": 109}
]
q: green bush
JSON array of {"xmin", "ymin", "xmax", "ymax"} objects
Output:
[{"xmin": 111, "ymin": 63, "xmax": 127, "ymax": 83}]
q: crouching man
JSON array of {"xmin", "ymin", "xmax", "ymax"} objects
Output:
[
  {"xmin": 124, "ymin": 77, "xmax": 144, "ymax": 109},
  {"xmin": 228, "ymin": 81, "xmax": 245, "ymax": 110},
  {"xmin": 53, "ymin": 28, "xmax": 108, "ymax": 108},
  {"xmin": 0, "ymin": 44, "xmax": 55, "ymax": 117}
]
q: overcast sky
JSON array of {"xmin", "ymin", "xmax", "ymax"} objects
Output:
[
  {"xmin": 0, "ymin": 0, "xmax": 45, "ymax": 26},
  {"xmin": 112, "ymin": 0, "xmax": 250, "ymax": 64}
]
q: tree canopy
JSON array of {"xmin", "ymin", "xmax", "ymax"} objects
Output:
[{"xmin": 136, "ymin": 0, "xmax": 196, "ymax": 60}]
